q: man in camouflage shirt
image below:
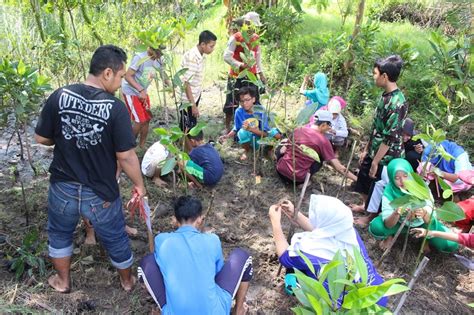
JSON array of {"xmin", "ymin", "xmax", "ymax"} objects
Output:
[{"xmin": 351, "ymin": 55, "xmax": 408, "ymax": 226}]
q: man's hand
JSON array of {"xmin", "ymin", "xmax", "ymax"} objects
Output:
[
  {"xmin": 134, "ymin": 185, "xmax": 146, "ymax": 199},
  {"xmin": 369, "ymin": 161, "xmax": 378, "ymax": 179},
  {"xmin": 139, "ymin": 89, "xmax": 147, "ymax": 101},
  {"xmin": 191, "ymin": 105, "xmax": 199, "ymax": 118},
  {"xmin": 358, "ymin": 151, "xmax": 367, "ymax": 166},
  {"xmin": 268, "ymin": 204, "xmax": 282, "ymax": 224}
]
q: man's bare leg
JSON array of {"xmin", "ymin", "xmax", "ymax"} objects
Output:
[
  {"xmin": 131, "ymin": 121, "xmax": 141, "ymax": 138},
  {"xmin": 139, "ymin": 121, "xmax": 150, "ymax": 148},
  {"xmin": 232, "ymin": 281, "xmax": 249, "ymax": 315},
  {"xmin": 117, "ymin": 267, "xmax": 136, "ymax": 291},
  {"xmin": 49, "ymin": 256, "xmax": 72, "ymax": 293},
  {"xmin": 225, "ymin": 112, "xmax": 233, "ymax": 133}
]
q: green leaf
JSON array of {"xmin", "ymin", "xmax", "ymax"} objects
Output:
[
  {"xmin": 402, "ymin": 178, "xmax": 431, "ymax": 200},
  {"xmin": 188, "ymin": 122, "xmax": 206, "ymax": 136},
  {"xmin": 343, "ymin": 279, "xmax": 406, "ymax": 309},
  {"xmin": 153, "ymin": 128, "xmax": 168, "ymax": 136},
  {"xmin": 293, "ymin": 288, "xmax": 312, "ymax": 309},
  {"xmin": 299, "ymin": 145, "xmax": 320, "ymax": 163},
  {"xmin": 294, "ymin": 269, "xmax": 333, "ymax": 307},
  {"xmin": 160, "ymin": 157, "xmax": 176, "ymax": 176},
  {"xmin": 296, "ymin": 102, "xmax": 318, "ymax": 126},
  {"xmin": 352, "ymin": 246, "xmax": 368, "ymax": 285},
  {"xmin": 327, "ymin": 251, "xmax": 347, "ymax": 304},
  {"xmin": 318, "ymin": 260, "xmax": 343, "ymax": 283},
  {"xmin": 306, "ymin": 294, "xmax": 323, "ymax": 314},
  {"xmin": 332, "ymin": 279, "xmax": 356, "ymax": 288},
  {"xmin": 291, "ymin": 306, "xmax": 314, "ymax": 315},
  {"xmin": 17, "ymin": 60, "xmax": 26, "ymax": 76},
  {"xmin": 442, "ymin": 188, "xmax": 453, "ymax": 200},
  {"xmin": 435, "ymin": 201, "xmax": 466, "ymax": 222},
  {"xmin": 383, "ymin": 284, "xmax": 410, "ymax": 297},
  {"xmin": 297, "ymin": 250, "xmax": 316, "ymax": 276}
]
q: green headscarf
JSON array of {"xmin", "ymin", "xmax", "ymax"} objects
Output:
[{"xmin": 383, "ymin": 158, "xmax": 414, "ymax": 201}]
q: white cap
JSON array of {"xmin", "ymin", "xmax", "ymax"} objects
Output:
[
  {"xmin": 328, "ymin": 99, "xmax": 342, "ymax": 114},
  {"xmin": 314, "ymin": 110, "xmax": 332, "ymax": 122},
  {"xmin": 243, "ymin": 12, "xmax": 262, "ymax": 26}
]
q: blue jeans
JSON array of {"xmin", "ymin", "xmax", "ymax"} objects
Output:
[{"xmin": 47, "ymin": 181, "xmax": 133, "ymax": 269}]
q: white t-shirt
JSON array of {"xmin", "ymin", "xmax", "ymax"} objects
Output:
[{"xmin": 141, "ymin": 142, "xmax": 169, "ymax": 177}]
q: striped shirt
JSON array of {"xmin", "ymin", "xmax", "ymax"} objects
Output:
[{"xmin": 180, "ymin": 46, "xmax": 205, "ymax": 103}]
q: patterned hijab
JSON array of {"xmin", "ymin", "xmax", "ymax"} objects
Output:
[{"xmin": 383, "ymin": 158, "xmax": 413, "ymax": 201}]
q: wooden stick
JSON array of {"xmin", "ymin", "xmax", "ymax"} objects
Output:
[
  {"xmin": 336, "ymin": 140, "xmax": 357, "ymax": 198},
  {"xmin": 277, "ymin": 172, "xmax": 311, "ymax": 276},
  {"xmin": 144, "ymin": 197, "xmax": 154, "ymax": 253},
  {"xmin": 376, "ymin": 213, "xmax": 410, "ymax": 268},
  {"xmin": 393, "ymin": 256, "xmax": 430, "ymax": 315}
]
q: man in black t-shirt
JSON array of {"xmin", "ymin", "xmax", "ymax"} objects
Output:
[{"xmin": 35, "ymin": 45, "xmax": 145, "ymax": 293}]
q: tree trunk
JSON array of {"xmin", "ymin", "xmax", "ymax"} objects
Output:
[
  {"xmin": 29, "ymin": 0, "xmax": 46, "ymax": 43},
  {"xmin": 343, "ymin": 0, "xmax": 365, "ymax": 73}
]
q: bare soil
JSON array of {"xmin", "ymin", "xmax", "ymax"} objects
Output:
[{"xmin": 0, "ymin": 84, "xmax": 472, "ymax": 314}]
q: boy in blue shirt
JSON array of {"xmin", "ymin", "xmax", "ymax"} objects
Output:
[
  {"xmin": 220, "ymin": 86, "xmax": 280, "ymax": 160},
  {"xmin": 184, "ymin": 131, "xmax": 224, "ymax": 187},
  {"xmin": 138, "ymin": 196, "xmax": 253, "ymax": 315}
]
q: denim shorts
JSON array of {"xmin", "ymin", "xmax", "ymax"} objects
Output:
[{"xmin": 47, "ymin": 181, "xmax": 133, "ymax": 269}]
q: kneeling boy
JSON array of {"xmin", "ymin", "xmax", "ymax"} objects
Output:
[
  {"xmin": 138, "ymin": 196, "xmax": 253, "ymax": 315},
  {"xmin": 220, "ymin": 86, "xmax": 280, "ymax": 160},
  {"xmin": 184, "ymin": 131, "xmax": 224, "ymax": 187}
]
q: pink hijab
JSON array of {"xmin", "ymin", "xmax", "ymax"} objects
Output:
[{"xmin": 306, "ymin": 96, "xmax": 347, "ymax": 127}]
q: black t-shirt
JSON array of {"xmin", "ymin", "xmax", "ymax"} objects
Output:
[
  {"xmin": 189, "ymin": 143, "xmax": 224, "ymax": 186},
  {"xmin": 35, "ymin": 84, "xmax": 136, "ymax": 201}
]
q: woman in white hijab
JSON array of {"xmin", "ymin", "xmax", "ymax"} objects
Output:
[{"xmin": 269, "ymin": 194, "xmax": 386, "ymax": 306}]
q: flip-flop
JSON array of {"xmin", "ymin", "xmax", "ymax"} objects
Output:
[{"xmin": 284, "ymin": 273, "xmax": 300, "ymax": 295}]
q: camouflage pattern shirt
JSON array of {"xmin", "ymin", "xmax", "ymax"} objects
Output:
[{"xmin": 368, "ymin": 89, "xmax": 408, "ymax": 165}]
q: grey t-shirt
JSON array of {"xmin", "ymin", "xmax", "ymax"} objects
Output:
[{"xmin": 121, "ymin": 51, "xmax": 163, "ymax": 96}]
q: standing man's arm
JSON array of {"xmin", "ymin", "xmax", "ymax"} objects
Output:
[
  {"xmin": 116, "ymin": 149, "xmax": 146, "ymax": 197},
  {"xmin": 223, "ymin": 36, "xmax": 244, "ymax": 69},
  {"xmin": 35, "ymin": 134, "xmax": 55, "ymax": 146},
  {"xmin": 181, "ymin": 54, "xmax": 199, "ymax": 118},
  {"xmin": 255, "ymin": 46, "xmax": 266, "ymax": 84}
]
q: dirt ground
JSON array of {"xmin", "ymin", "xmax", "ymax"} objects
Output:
[{"xmin": 0, "ymin": 84, "xmax": 473, "ymax": 314}]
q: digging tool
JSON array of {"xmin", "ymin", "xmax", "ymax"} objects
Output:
[
  {"xmin": 276, "ymin": 172, "xmax": 311, "ymax": 276},
  {"xmin": 336, "ymin": 140, "xmax": 357, "ymax": 198},
  {"xmin": 393, "ymin": 256, "xmax": 430, "ymax": 315}
]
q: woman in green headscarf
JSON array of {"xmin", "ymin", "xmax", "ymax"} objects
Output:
[{"xmin": 369, "ymin": 158, "xmax": 458, "ymax": 252}]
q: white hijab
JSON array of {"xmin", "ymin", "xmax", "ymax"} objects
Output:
[{"xmin": 288, "ymin": 195, "xmax": 360, "ymax": 261}]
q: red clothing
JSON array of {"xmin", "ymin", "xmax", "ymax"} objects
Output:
[
  {"xmin": 454, "ymin": 198, "xmax": 474, "ymax": 232},
  {"xmin": 458, "ymin": 233, "xmax": 473, "ymax": 248},
  {"xmin": 276, "ymin": 127, "xmax": 336, "ymax": 182},
  {"xmin": 229, "ymin": 32, "xmax": 259, "ymax": 78}
]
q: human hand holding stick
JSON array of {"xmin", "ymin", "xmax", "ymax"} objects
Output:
[{"xmin": 276, "ymin": 172, "xmax": 311, "ymax": 276}]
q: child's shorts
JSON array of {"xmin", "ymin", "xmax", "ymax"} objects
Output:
[{"xmin": 237, "ymin": 128, "xmax": 279, "ymax": 149}]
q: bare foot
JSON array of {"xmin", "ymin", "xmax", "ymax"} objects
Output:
[
  {"xmin": 152, "ymin": 177, "xmax": 168, "ymax": 188},
  {"xmin": 120, "ymin": 275, "xmax": 136, "ymax": 292},
  {"xmin": 379, "ymin": 236, "xmax": 393, "ymax": 251},
  {"xmin": 125, "ymin": 225, "xmax": 138, "ymax": 236},
  {"xmin": 354, "ymin": 215, "xmax": 371, "ymax": 227},
  {"xmin": 48, "ymin": 274, "xmax": 71, "ymax": 293},
  {"xmin": 232, "ymin": 302, "xmax": 248, "ymax": 315},
  {"xmin": 240, "ymin": 153, "xmax": 248, "ymax": 161},
  {"xmin": 350, "ymin": 204, "xmax": 365, "ymax": 213}
]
